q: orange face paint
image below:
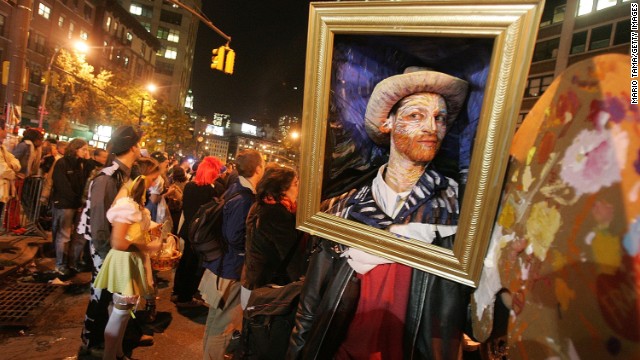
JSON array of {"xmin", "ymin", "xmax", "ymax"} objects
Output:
[{"xmin": 390, "ymin": 92, "xmax": 448, "ymax": 164}]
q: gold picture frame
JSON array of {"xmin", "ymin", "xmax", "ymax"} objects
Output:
[{"xmin": 297, "ymin": 0, "xmax": 544, "ymax": 287}]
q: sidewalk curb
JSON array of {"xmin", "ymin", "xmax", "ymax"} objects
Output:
[{"xmin": 0, "ymin": 235, "xmax": 49, "ymax": 280}]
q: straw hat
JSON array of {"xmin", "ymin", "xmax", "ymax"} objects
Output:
[{"xmin": 364, "ymin": 67, "xmax": 469, "ymax": 145}]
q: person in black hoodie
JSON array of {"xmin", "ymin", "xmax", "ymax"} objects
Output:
[{"xmin": 51, "ymin": 138, "xmax": 89, "ymax": 276}]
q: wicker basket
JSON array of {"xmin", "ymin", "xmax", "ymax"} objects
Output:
[{"xmin": 150, "ymin": 234, "xmax": 182, "ymax": 272}]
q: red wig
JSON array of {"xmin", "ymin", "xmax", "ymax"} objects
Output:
[{"xmin": 194, "ymin": 156, "xmax": 223, "ymax": 186}]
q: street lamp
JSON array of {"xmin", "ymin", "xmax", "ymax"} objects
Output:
[
  {"xmin": 38, "ymin": 41, "xmax": 87, "ymax": 128},
  {"xmin": 138, "ymin": 83, "xmax": 157, "ymax": 127}
]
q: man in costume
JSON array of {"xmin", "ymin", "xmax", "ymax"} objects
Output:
[
  {"xmin": 288, "ymin": 68, "xmax": 472, "ymax": 359},
  {"xmin": 77, "ymin": 125, "xmax": 151, "ymax": 356}
]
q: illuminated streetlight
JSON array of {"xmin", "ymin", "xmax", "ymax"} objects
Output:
[
  {"xmin": 38, "ymin": 41, "xmax": 88, "ymax": 128},
  {"xmin": 290, "ymin": 131, "xmax": 300, "ymax": 140}
]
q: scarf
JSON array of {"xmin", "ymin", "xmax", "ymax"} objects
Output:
[
  {"xmin": 334, "ymin": 166, "xmax": 458, "ymax": 230},
  {"xmin": 263, "ymin": 195, "xmax": 297, "ymax": 213}
]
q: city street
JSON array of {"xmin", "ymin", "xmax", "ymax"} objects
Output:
[{"xmin": 0, "ymin": 254, "xmax": 208, "ymax": 360}]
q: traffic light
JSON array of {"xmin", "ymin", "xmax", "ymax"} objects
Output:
[
  {"xmin": 211, "ymin": 46, "xmax": 226, "ymax": 71},
  {"xmin": 2, "ymin": 61, "xmax": 9, "ymax": 86},
  {"xmin": 224, "ymin": 48, "xmax": 235, "ymax": 75}
]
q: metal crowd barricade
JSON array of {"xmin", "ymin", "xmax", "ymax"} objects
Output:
[{"xmin": 20, "ymin": 176, "xmax": 46, "ymax": 238}]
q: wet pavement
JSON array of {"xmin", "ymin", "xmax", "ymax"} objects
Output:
[{"xmin": 0, "ymin": 234, "xmax": 208, "ymax": 359}]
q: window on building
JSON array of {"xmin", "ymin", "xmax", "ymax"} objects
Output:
[
  {"xmin": 80, "ymin": 30, "xmax": 89, "ymax": 40},
  {"xmin": 532, "ymin": 37, "xmax": 560, "ymax": 62},
  {"xmin": 589, "ymin": 24, "xmax": 612, "ymax": 50},
  {"xmin": 141, "ymin": 43, "xmax": 146, "ymax": 57},
  {"xmin": 141, "ymin": 22, "xmax": 151, "ymax": 32},
  {"xmin": 32, "ymin": 33, "xmax": 46, "ymax": 54},
  {"xmin": 105, "ymin": 16, "xmax": 111, "ymax": 30},
  {"xmin": 613, "ymin": 20, "xmax": 631, "ymax": 45},
  {"xmin": 160, "ymin": 10, "xmax": 182, "ymax": 25},
  {"xmin": 0, "ymin": 14, "xmax": 5, "ymax": 37},
  {"xmin": 38, "ymin": 3, "xmax": 51, "ymax": 19},
  {"xmin": 155, "ymin": 61, "xmax": 174, "ymax": 75},
  {"xmin": 578, "ymin": 0, "xmax": 621, "ymax": 16},
  {"xmin": 524, "ymin": 74, "xmax": 554, "ymax": 97},
  {"xmin": 83, "ymin": 4, "xmax": 93, "ymax": 20},
  {"xmin": 596, "ymin": 0, "xmax": 617, "ymax": 11},
  {"xmin": 157, "ymin": 26, "xmax": 169, "ymax": 40},
  {"xmin": 135, "ymin": 64, "xmax": 143, "ymax": 77},
  {"xmin": 164, "ymin": 47, "xmax": 177, "ymax": 59},
  {"xmin": 552, "ymin": 5, "xmax": 566, "ymax": 23},
  {"xmin": 26, "ymin": 93, "xmax": 38, "ymax": 108},
  {"xmin": 124, "ymin": 56, "xmax": 130, "ymax": 68},
  {"xmin": 167, "ymin": 29, "xmax": 180, "ymax": 42},
  {"xmin": 130, "ymin": 4, "xmax": 142, "ymax": 15},
  {"xmin": 126, "ymin": 32, "xmax": 133, "ymax": 44},
  {"xmin": 58, "ymin": 16, "xmax": 65, "ymax": 27},
  {"xmin": 29, "ymin": 66, "xmax": 41, "ymax": 84},
  {"xmin": 578, "ymin": 0, "xmax": 594, "ymax": 15},
  {"xmin": 69, "ymin": 22, "xmax": 75, "ymax": 39},
  {"xmin": 570, "ymin": 31, "xmax": 587, "ymax": 54},
  {"xmin": 130, "ymin": 3, "xmax": 153, "ymax": 18}
]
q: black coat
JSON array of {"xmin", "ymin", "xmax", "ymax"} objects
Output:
[
  {"xmin": 286, "ymin": 236, "xmax": 472, "ymax": 360},
  {"xmin": 51, "ymin": 156, "xmax": 89, "ymax": 209},
  {"xmin": 241, "ymin": 201, "xmax": 303, "ymax": 290}
]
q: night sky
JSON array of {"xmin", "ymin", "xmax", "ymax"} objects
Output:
[{"xmin": 190, "ymin": 1, "xmax": 316, "ymax": 125}]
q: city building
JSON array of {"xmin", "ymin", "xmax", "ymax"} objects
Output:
[
  {"xmin": 1, "ymin": 0, "xmax": 96, "ymax": 127},
  {"xmin": 90, "ymin": 0, "xmax": 161, "ymax": 84},
  {"xmin": 519, "ymin": 0, "xmax": 632, "ymax": 123},
  {"xmin": 119, "ymin": 0, "xmax": 201, "ymax": 109},
  {"xmin": 192, "ymin": 113, "xmax": 230, "ymax": 160}
]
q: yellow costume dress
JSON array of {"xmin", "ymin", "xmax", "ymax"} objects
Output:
[{"xmin": 93, "ymin": 196, "xmax": 155, "ymax": 299}]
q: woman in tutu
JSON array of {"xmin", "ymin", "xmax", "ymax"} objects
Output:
[{"xmin": 94, "ymin": 158, "xmax": 162, "ymax": 360}]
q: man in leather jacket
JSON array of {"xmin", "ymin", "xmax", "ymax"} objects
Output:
[{"xmin": 288, "ymin": 68, "xmax": 472, "ymax": 359}]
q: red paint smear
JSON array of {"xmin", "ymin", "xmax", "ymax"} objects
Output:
[
  {"xmin": 578, "ymin": 313, "xmax": 601, "ymax": 341},
  {"xmin": 537, "ymin": 131, "xmax": 556, "ymax": 164},
  {"xmin": 567, "ymin": 195, "xmax": 597, "ymax": 256}
]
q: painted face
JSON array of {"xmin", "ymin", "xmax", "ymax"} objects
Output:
[{"xmin": 390, "ymin": 92, "xmax": 448, "ymax": 163}]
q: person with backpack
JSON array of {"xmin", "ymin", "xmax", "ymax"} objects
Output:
[
  {"xmin": 241, "ymin": 165, "xmax": 303, "ymax": 301},
  {"xmin": 200, "ymin": 149, "xmax": 265, "ymax": 360},
  {"xmin": 171, "ymin": 156, "xmax": 225, "ymax": 307}
]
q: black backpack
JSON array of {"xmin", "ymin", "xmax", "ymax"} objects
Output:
[
  {"xmin": 188, "ymin": 190, "xmax": 245, "ymax": 262},
  {"xmin": 227, "ymin": 281, "xmax": 303, "ymax": 360}
]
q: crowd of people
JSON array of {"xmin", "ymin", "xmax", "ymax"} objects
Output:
[{"xmin": 0, "ymin": 68, "xmax": 476, "ymax": 360}]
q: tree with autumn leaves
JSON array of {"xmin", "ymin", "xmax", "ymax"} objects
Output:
[
  {"xmin": 141, "ymin": 101, "xmax": 193, "ymax": 154},
  {"xmin": 44, "ymin": 49, "xmax": 191, "ymax": 154}
]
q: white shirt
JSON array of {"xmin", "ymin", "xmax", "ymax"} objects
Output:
[{"xmin": 344, "ymin": 165, "xmax": 457, "ymax": 274}]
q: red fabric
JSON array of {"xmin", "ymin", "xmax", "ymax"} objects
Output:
[
  {"xmin": 262, "ymin": 195, "xmax": 297, "ymax": 213},
  {"xmin": 335, "ymin": 263, "xmax": 412, "ymax": 360},
  {"xmin": 4, "ymin": 178, "xmax": 23, "ymax": 230}
]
